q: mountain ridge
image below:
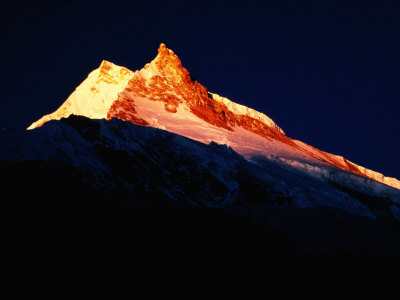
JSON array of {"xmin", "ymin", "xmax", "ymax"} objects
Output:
[
  {"xmin": 27, "ymin": 43, "xmax": 400, "ymax": 190},
  {"xmin": 4, "ymin": 114, "xmax": 400, "ymax": 227},
  {"xmin": 3, "ymin": 112, "xmax": 400, "ymax": 293}
]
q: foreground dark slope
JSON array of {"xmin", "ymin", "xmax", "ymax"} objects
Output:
[{"xmin": 1, "ymin": 116, "xmax": 400, "ymax": 295}]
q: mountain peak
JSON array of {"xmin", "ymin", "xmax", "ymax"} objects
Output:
[
  {"xmin": 26, "ymin": 45, "xmax": 400, "ymax": 191},
  {"xmin": 149, "ymin": 43, "xmax": 192, "ymax": 82},
  {"xmin": 99, "ymin": 59, "xmax": 112, "ymax": 67},
  {"xmin": 157, "ymin": 43, "xmax": 177, "ymax": 58},
  {"xmin": 158, "ymin": 42, "xmax": 168, "ymax": 52}
]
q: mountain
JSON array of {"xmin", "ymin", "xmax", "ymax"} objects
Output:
[
  {"xmin": 2, "ymin": 115, "xmax": 400, "ymax": 294},
  {"xmin": 3, "ymin": 44, "xmax": 400, "ymax": 293},
  {"xmin": 28, "ymin": 43, "xmax": 400, "ymax": 191}
]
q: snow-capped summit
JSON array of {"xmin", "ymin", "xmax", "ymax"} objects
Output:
[
  {"xmin": 27, "ymin": 44, "xmax": 400, "ymax": 191},
  {"xmin": 27, "ymin": 60, "xmax": 134, "ymax": 129},
  {"xmin": 142, "ymin": 43, "xmax": 192, "ymax": 81}
]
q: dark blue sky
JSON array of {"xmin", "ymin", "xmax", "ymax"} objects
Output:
[{"xmin": 2, "ymin": 0, "xmax": 399, "ymax": 179}]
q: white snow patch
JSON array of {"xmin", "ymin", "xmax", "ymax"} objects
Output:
[{"xmin": 27, "ymin": 61, "xmax": 134, "ymax": 129}]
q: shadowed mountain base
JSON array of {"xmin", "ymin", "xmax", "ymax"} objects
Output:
[{"xmin": 2, "ymin": 160, "xmax": 400, "ymax": 297}]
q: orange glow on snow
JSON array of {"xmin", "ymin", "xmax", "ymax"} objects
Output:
[{"xmin": 27, "ymin": 43, "xmax": 400, "ymax": 190}]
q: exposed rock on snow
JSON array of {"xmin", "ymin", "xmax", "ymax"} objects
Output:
[{"xmin": 27, "ymin": 44, "xmax": 400, "ymax": 191}]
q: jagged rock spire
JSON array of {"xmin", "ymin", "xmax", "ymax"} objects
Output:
[{"xmin": 149, "ymin": 43, "xmax": 193, "ymax": 83}]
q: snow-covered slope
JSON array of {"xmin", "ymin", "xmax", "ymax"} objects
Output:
[
  {"xmin": 27, "ymin": 61, "xmax": 134, "ymax": 129},
  {"xmin": 27, "ymin": 43, "xmax": 400, "ymax": 191},
  {"xmin": 6, "ymin": 115, "xmax": 400, "ymax": 222},
  {"xmin": 5, "ymin": 112, "xmax": 400, "ymax": 252},
  {"xmin": 3, "ymin": 117, "xmax": 400, "ymax": 297}
]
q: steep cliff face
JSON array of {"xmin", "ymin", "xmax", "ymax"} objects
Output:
[{"xmin": 27, "ymin": 43, "xmax": 400, "ymax": 190}]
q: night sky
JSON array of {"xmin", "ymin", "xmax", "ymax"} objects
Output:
[{"xmin": 2, "ymin": 0, "xmax": 399, "ymax": 179}]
